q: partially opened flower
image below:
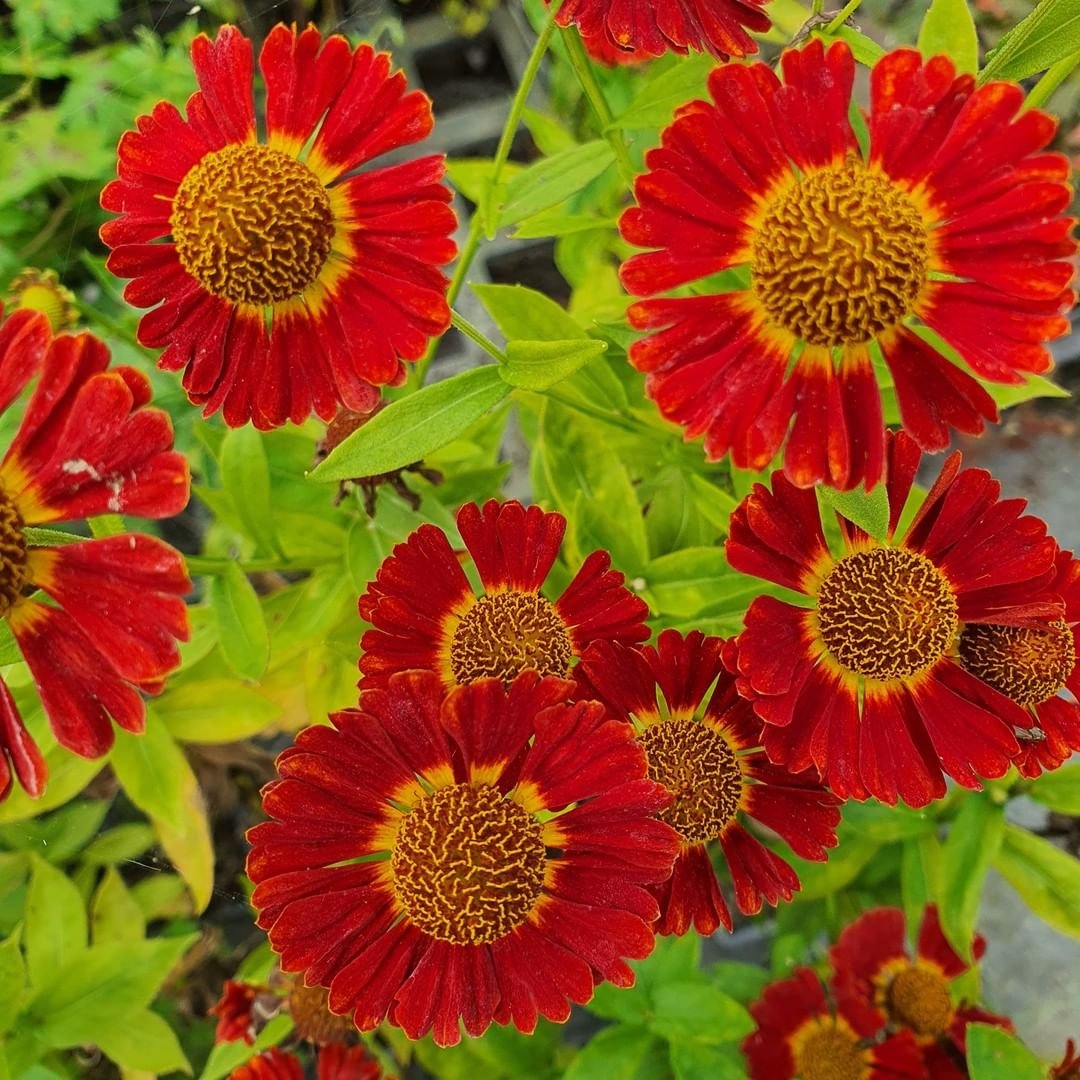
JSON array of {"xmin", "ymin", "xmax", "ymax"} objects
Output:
[
  {"xmin": 247, "ymin": 670, "xmax": 678, "ymax": 1046},
  {"xmin": 211, "ymin": 980, "xmax": 261, "ymax": 1045},
  {"xmin": 578, "ymin": 630, "xmax": 839, "ymax": 936},
  {"xmin": 741, "ymin": 966, "xmax": 924, "ymax": 1080},
  {"xmin": 358, "ymin": 500, "xmax": 649, "ymax": 692},
  {"xmin": 554, "ymin": 0, "xmax": 771, "ymax": 63},
  {"xmin": 959, "ymin": 550, "xmax": 1080, "ymax": 778},
  {"xmin": 6, "ymin": 268, "xmax": 78, "ymax": 332},
  {"xmin": 101, "ymin": 24, "xmax": 456, "ymax": 429},
  {"xmin": 620, "ymin": 39, "xmax": 1074, "ymax": 490},
  {"xmin": 726, "ymin": 432, "xmax": 1060, "ymax": 807},
  {"xmin": 830, "ymin": 906, "xmax": 1012, "ymax": 1078},
  {"xmin": 0, "ymin": 312, "xmax": 190, "ymax": 802}
]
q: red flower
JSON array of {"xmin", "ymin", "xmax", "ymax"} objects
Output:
[
  {"xmin": 101, "ymin": 24, "xmax": 456, "ymax": 429},
  {"xmin": 726, "ymin": 432, "xmax": 1060, "ymax": 808},
  {"xmin": 958, "ymin": 550, "xmax": 1080, "ymax": 778},
  {"xmin": 247, "ymin": 670, "xmax": 679, "ymax": 1047},
  {"xmin": 0, "ymin": 312, "xmax": 190, "ymax": 802},
  {"xmin": 620, "ymin": 40, "xmax": 1075, "ymax": 491},
  {"xmin": 555, "ymin": 0, "xmax": 770, "ymax": 63},
  {"xmin": 830, "ymin": 906, "xmax": 1012, "ymax": 1077},
  {"xmin": 1052, "ymin": 1039, "xmax": 1080, "ymax": 1080},
  {"xmin": 316, "ymin": 1044, "xmax": 385, "ymax": 1080},
  {"xmin": 578, "ymin": 630, "xmax": 839, "ymax": 936},
  {"xmin": 741, "ymin": 966, "xmax": 925, "ymax": 1079},
  {"xmin": 231, "ymin": 1048, "xmax": 303, "ymax": 1080},
  {"xmin": 210, "ymin": 980, "xmax": 260, "ymax": 1045},
  {"xmin": 358, "ymin": 499, "xmax": 649, "ymax": 693}
]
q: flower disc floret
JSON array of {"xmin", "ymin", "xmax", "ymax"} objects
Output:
[
  {"xmin": 0, "ymin": 489, "xmax": 28, "ymax": 618},
  {"xmin": 638, "ymin": 719, "xmax": 741, "ymax": 841},
  {"xmin": 286, "ymin": 983, "xmax": 356, "ymax": 1045},
  {"xmin": 171, "ymin": 145, "xmax": 334, "ymax": 306},
  {"xmin": 450, "ymin": 592, "xmax": 573, "ymax": 685},
  {"xmin": 959, "ymin": 621, "xmax": 1075, "ymax": 705},
  {"xmin": 751, "ymin": 160, "xmax": 929, "ymax": 346},
  {"xmin": 793, "ymin": 1022, "xmax": 867, "ymax": 1080},
  {"xmin": 885, "ymin": 965, "xmax": 953, "ymax": 1038},
  {"xmin": 816, "ymin": 548, "xmax": 958, "ymax": 681},
  {"xmin": 392, "ymin": 781, "xmax": 546, "ymax": 945}
]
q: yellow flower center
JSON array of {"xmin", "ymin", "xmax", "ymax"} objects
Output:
[
  {"xmin": 959, "ymin": 621, "xmax": 1076, "ymax": 705},
  {"xmin": 391, "ymin": 783, "xmax": 546, "ymax": 945},
  {"xmin": 8, "ymin": 268, "xmax": 78, "ymax": 332},
  {"xmin": 286, "ymin": 982, "xmax": 356, "ymax": 1046},
  {"xmin": 170, "ymin": 144, "xmax": 334, "ymax": 306},
  {"xmin": 751, "ymin": 159, "xmax": 930, "ymax": 346},
  {"xmin": 794, "ymin": 1022, "xmax": 868, "ymax": 1080},
  {"xmin": 885, "ymin": 964, "xmax": 954, "ymax": 1038},
  {"xmin": 0, "ymin": 488, "xmax": 28, "ymax": 619},
  {"xmin": 450, "ymin": 591, "xmax": 573, "ymax": 685},
  {"xmin": 817, "ymin": 548, "xmax": 958, "ymax": 682},
  {"xmin": 638, "ymin": 719, "xmax": 742, "ymax": 842}
]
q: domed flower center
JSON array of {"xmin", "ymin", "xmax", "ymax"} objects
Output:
[
  {"xmin": 886, "ymin": 964, "xmax": 954, "ymax": 1038},
  {"xmin": 794, "ymin": 1022, "xmax": 868, "ymax": 1080},
  {"xmin": 9, "ymin": 268, "xmax": 78, "ymax": 332},
  {"xmin": 450, "ymin": 591, "xmax": 573, "ymax": 685},
  {"xmin": 391, "ymin": 783, "xmax": 546, "ymax": 945},
  {"xmin": 959, "ymin": 620, "xmax": 1076, "ymax": 705},
  {"xmin": 638, "ymin": 719, "xmax": 742, "ymax": 842},
  {"xmin": 170, "ymin": 144, "xmax": 334, "ymax": 306},
  {"xmin": 286, "ymin": 982, "xmax": 356, "ymax": 1046},
  {"xmin": 817, "ymin": 548, "xmax": 958, "ymax": 682},
  {"xmin": 0, "ymin": 488, "xmax": 28, "ymax": 619},
  {"xmin": 751, "ymin": 160, "xmax": 930, "ymax": 346}
]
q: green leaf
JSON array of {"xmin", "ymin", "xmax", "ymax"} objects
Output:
[
  {"xmin": 643, "ymin": 548, "xmax": 752, "ymax": 618},
  {"xmin": 0, "ymin": 798, "xmax": 109, "ymax": 863},
  {"xmin": 313, "ymin": 366, "xmax": 511, "ymax": 482},
  {"xmin": 986, "ymin": 371, "xmax": 1070, "ymax": 409},
  {"xmin": 496, "ymin": 141, "xmax": 615, "ymax": 228},
  {"xmin": 918, "ymin": 0, "xmax": 979, "ymax": 74},
  {"xmin": 843, "ymin": 801, "xmax": 936, "ymax": 841},
  {"xmin": 981, "ymin": 0, "xmax": 1080, "ymax": 80},
  {"xmin": 199, "ymin": 1014, "xmax": 293, "ymax": 1080},
  {"xmin": 503, "ymin": 339, "xmax": 607, "ymax": 390},
  {"xmin": 473, "ymin": 283, "xmax": 587, "ymax": 341},
  {"xmin": 564, "ymin": 1026, "xmax": 669, "ymax": 1080},
  {"xmin": 789, "ymin": 837, "xmax": 879, "ymax": 901},
  {"xmin": 669, "ymin": 1043, "xmax": 747, "ymax": 1080},
  {"xmin": 152, "ymin": 746, "xmax": 215, "ymax": 915},
  {"xmin": 993, "ymin": 824, "xmax": 1080, "ymax": 940},
  {"xmin": 220, "ymin": 426, "xmax": 282, "ymax": 557},
  {"xmin": 707, "ymin": 962, "xmax": 771, "ymax": 1006},
  {"xmin": 130, "ymin": 873, "xmax": 191, "ymax": 922},
  {"xmin": 110, "ymin": 720, "xmax": 188, "ymax": 834},
  {"xmin": 818, "ymin": 483, "xmax": 891, "ymax": 542},
  {"xmin": 649, "ymin": 983, "xmax": 754, "ymax": 1045},
  {"xmin": 209, "ymin": 562, "xmax": 271, "ymax": 681},
  {"xmin": 611, "ymin": 52, "xmax": 714, "ymax": 129},
  {"xmin": 966, "ymin": 1023, "xmax": 1046, "ymax": 1080},
  {"xmin": 25, "ymin": 855, "xmax": 87, "ymax": 988},
  {"xmin": 156, "ymin": 679, "xmax": 282, "ymax": 743},
  {"xmin": 1028, "ymin": 761, "xmax": 1080, "ymax": 813},
  {"xmin": 28, "ymin": 935, "xmax": 195, "ymax": 1048},
  {"xmin": 88, "ymin": 515, "xmax": 125, "ymax": 539},
  {"xmin": 940, "ymin": 793, "xmax": 1004, "ymax": 958},
  {"xmin": 82, "ymin": 824, "xmax": 155, "ymax": 866},
  {"xmin": 90, "ymin": 866, "xmax": 146, "ymax": 945},
  {"xmin": 96, "ymin": 1008, "xmax": 191, "ymax": 1074},
  {"xmin": 902, "ymin": 831, "xmax": 944, "ymax": 934},
  {"xmin": 0, "ymin": 928, "xmax": 27, "ymax": 1034}
]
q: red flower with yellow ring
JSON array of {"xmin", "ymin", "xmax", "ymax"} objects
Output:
[
  {"xmin": 247, "ymin": 670, "xmax": 678, "ymax": 1047},
  {"xmin": 358, "ymin": 499, "xmax": 649, "ymax": 693},
  {"xmin": 741, "ymin": 966, "xmax": 924, "ymax": 1080},
  {"xmin": 0, "ymin": 310, "xmax": 190, "ymax": 801},
  {"xmin": 578, "ymin": 630, "xmax": 839, "ymax": 937},
  {"xmin": 101, "ymin": 23, "xmax": 456, "ymax": 429},
  {"xmin": 726, "ymin": 432, "xmax": 1061, "ymax": 808},
  {"xmin": 619, "ymin": 39, "xmax": 1075, "ymax": 491}
]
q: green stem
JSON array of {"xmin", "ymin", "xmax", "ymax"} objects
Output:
[
  {"xmin": 185, "ymin": 555, "xmax": 335, "ymax": 575},
  {"xmin": 560, "ymin": 28, "xmax": 637, "ymax": 187},
  {"xmin": 450, "ymin": 309, "xmax": 506, "ymax": 363},
  {"xmin": 543, "ymin": 388, "xmax": 639, "ymax": 432},
  {"xmin": 827, "ymin": 0, "xmax": 863, "ymax": 32},
  {"xmin": 1024, "ymin": 49, "xmax": 1080, "ymax": 111}
]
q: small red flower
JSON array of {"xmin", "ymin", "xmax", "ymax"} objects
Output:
[
  {"xmin": 958, "ymin": 550, "xmax": 1080, "ymax": 778},
  {"xmin": 830, "ymin": 906, "xmax": 1012, "ymax": 1078},
  {"xmin": 358, "ymin": 499, "xmax": 649, "ymax": 693},
  {"xmin": 210, "ymin": 980, "xmax": 260, "ymax": 1045},
  {"xmin": 620, "ymin": 40, "xmax": 1075, "ymax": 490},
  {"xmin": 0, "ymin": 311, "xmax": 190, "ymax": 802},
  {"xmin": 555, "ymin": 0, "xmax": 771, "ymax": 63},
  {"xmin": 101, "ymin": 24, "xmax": 456, "ymax": 429},
  {"xmin": 742, "ymin": 966, "xmax": 925, "ymax": 1079},
  {"xmin": 316, "ymin": 1044, "xmax": 386, "ymax": 1080},
  {"xmin": 1052, "ymin": 1039, "xmax": 1080, "ymax": 1080},
  {"xmin": 247, "ymin": 670, "xmax": 679, "ymax": 1047},
  {"xmin": 230, "ymin": 1048, "xmax": 303, "ymax": 1080},
  {"xmin": 727, "ymin": 431, "xmax": 1061, "ymax": 807},
  {"xmin": 578, "ymin": 630, "xmax": 839, "ymax": 936}
]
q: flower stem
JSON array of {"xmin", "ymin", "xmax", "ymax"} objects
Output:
[
  {"xmin": 827, "ymin": 0, "xmax": 863, "ymax": 32},
  {"xmin": 450, "ymin": 309, "xmax": 507, "ymax": 363},
  {"xmin": 560, "ymin": 28, "xmax": 637, "ymax": 187}
]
